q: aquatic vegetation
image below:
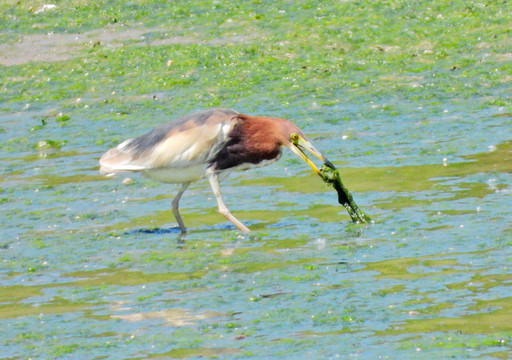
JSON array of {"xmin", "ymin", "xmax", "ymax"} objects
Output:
[
  {"xmin": 1, "ymin": 0, "xmax": 511, "ymax": 358},
  {"xmin": 319, "ymin": 164, "xmax": 371, "ymax": 223}
]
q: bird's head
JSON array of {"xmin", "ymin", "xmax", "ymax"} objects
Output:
[{"xmin": 279, "ymin": 120, "xmax": 336, "ymax": 174}]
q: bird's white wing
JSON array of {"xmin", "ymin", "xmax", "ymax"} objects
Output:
[{"xmin": 99, "ymin": 109, "xmax": 238, "ymax": 175}]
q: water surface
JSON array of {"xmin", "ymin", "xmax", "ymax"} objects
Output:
[{"xmin": 1, "ymin": 1, "xmax": 511, "ymax": 359}]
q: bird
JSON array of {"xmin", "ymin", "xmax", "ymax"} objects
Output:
[{"xmin": 99, "ymin": 108, "xmax": 335, "ymax": 234}]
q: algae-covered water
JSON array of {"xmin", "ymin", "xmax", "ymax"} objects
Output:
[{"xmin": 1, "ymin": 1, "xmax": 511, "ymax": 359}]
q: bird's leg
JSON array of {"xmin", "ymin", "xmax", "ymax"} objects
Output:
[
  {"xmin": 172, "ymin": 182, "xmax": 190, "ymax": 234},
  {"xmin": 206, "ymin": 169, "xmax": 250, "ymax": 233}
]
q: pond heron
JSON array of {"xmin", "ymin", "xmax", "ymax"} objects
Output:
[{"xmin": 99, "ymin": 108, "xmax": 335, "ymax": 233}]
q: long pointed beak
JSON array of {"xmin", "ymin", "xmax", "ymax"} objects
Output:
[{"xmin": 289, "ymin": 137, "xmax": 336, "ymax": 175}]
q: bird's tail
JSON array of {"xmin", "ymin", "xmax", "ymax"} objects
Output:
[{"xmin": 99, "ymin": 139, "xmax": 147, "ymax": 175}]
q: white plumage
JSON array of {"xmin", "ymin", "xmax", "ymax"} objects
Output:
[{"xmin": 99, "ymin": 108, "xmax": 329, "ymax": 234}]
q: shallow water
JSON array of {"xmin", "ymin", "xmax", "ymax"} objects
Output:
[{"xmin": 1, "ymin": 1, "xmax": 512, "ymax": 359}]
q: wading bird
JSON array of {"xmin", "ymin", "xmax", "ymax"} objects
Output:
[{"xmin": 100, "ymin": 108, "xmax": 335, "ymax": 234}]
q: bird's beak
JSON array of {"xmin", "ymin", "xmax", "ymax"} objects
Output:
[{"xmin": 289, "ymin": 136, "xmax": 336, "ymax": 175}]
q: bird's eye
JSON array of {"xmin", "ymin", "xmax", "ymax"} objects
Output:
[{"xmin": 290, "ymin": 133, "xmax": 299, "ymax": 144}]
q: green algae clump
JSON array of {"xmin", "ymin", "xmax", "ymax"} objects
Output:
[{"xmin": 319, "ymin": 164, "xmax": 370, "ymax": 224}]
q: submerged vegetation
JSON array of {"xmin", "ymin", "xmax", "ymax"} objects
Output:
[{"xmin": 1, "ymin": 0, "xmax": 511, "ymax": 359}]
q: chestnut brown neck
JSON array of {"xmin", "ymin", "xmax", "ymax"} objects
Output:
[{"xmin": 211, "ymin": 114, "xmax": 292, "ymax": 171}]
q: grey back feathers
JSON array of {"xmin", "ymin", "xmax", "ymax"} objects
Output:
[{"xmin": 99, "ymin": 109, "xmax": 239, "ymax": 176}]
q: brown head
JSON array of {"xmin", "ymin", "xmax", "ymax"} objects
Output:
[
  {"xmin": 212, "ymin": 113, "xmax": 334, "ymax": 173},
  {"xmin": 272, "ymin": 116, "xmax": 336, "ymax": 174}
]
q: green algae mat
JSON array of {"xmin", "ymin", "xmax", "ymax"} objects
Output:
[{"xmin": 1, "ymin": 1, "xmax": 512, "ymax": 359}]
